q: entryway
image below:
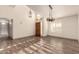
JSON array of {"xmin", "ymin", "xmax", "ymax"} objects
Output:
[{"xmin": 0, "ymin": 18, "xmax": 13, "ymax": 39}]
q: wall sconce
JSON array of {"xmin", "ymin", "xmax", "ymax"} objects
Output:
[{"xmin": 29, "ymin": 9, "xmax": 32, "ymax": 18}]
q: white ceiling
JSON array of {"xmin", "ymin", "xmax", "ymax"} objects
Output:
[{"xmin": 28, "ymin": 5, "xmax": 79, "ymax": 19}]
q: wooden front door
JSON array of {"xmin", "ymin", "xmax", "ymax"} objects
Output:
[{"xmin": 35, "ymin": 22, "xmax": 41, "ymax": 36}]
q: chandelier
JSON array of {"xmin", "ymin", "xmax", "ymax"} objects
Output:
[{"xmin": 47, "ymin": 5, "xmax": 55, "ymax": 22}]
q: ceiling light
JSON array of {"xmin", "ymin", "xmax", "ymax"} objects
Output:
[{"xmin": 47, "ymin": 5, "xmax": 55, "ymax": 22}]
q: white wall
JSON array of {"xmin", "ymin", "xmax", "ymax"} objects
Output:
[
  {"xmin": 77, "ymin": 14, "xmax": 79, "ymax": 41},
  {"xmin": 12, "ymin": 6, "xmax": 35, "ymax": 39},
  {"xmin": 41, "ymin": 17, "xmax": 48, "ymax": 36},
  {"xmin": 0, "ymin": 6, "xmax": 13, "ymax": 20},
  {"xmin": 0, "ymin": 5, "xmax": 35, "ymax": 39},
  {"xmin": 48, "ymin": 15, "xmax": 78, "ymax": 40}
]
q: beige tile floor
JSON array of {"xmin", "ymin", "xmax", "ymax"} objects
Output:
[{"xmin": 0, "ymin": 36, "xmax": 79, "ymax": 54}]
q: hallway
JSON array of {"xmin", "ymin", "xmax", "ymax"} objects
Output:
[{"xmin": 0, "ymin": 36, "xmax": 79, "ymax": 54}]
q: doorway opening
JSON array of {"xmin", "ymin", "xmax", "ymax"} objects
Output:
[{"xmin": 0, "ymin": 18, "xmax": 13, "ymax": 40}]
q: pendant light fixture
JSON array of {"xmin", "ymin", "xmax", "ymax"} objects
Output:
[{"xmin": 47, "ymin": 5, "xmax": 55, "ymax": 22}]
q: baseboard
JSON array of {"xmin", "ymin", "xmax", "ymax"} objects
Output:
[
  {"xmin": 14, "ymin": 35, "xmax": 35, "ymax": 40},
  {"xmin": 47, "ymin": 35, "xmax": 78, "ymax": 41}
]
